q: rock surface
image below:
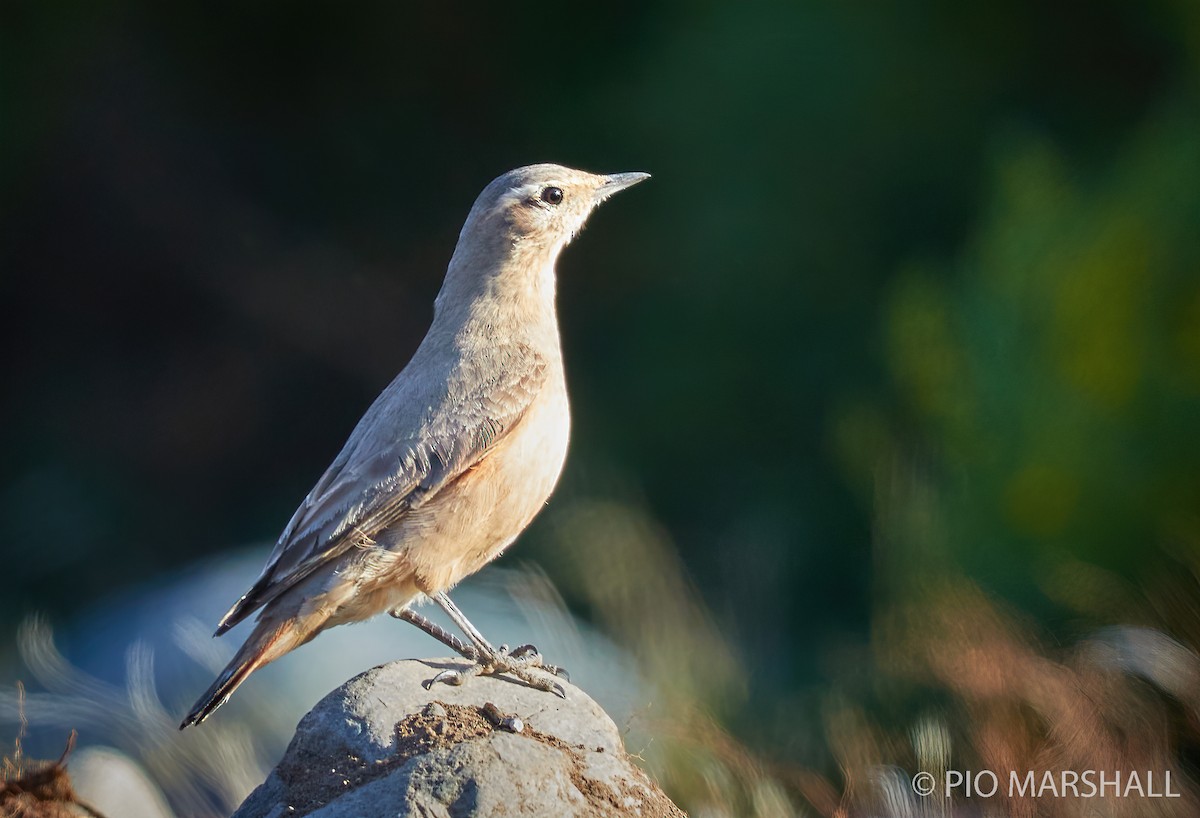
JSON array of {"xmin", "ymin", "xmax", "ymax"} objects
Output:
[{"xmin": 232, "ymin": 658, "xmax": 684, "ymax": 818}]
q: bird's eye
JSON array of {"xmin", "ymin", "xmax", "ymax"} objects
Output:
[{"xmin": 540, "ymin": 187, "xmax": 564, "ymax": 205}]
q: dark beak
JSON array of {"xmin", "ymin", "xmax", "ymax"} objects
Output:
[{"xmin": 596, "ymin": 171, "xmax": 651, "ymax": 201}]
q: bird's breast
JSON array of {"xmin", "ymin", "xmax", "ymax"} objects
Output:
[
  {"xmin": 392, "ymin": 367, "xmax": 570, "ymax": 594},
  {"xmin": 471, "ymin": 367, "xmax": 571, "ymax": 533}
]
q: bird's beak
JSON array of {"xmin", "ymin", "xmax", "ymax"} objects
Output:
[{"xmin": 595, "ymin": 171, "xmax": 651, "ymax": 201}]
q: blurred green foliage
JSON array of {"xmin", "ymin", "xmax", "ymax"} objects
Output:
[
  {"xmin": 2, "ymin": 0, "xmax": 1198, "ymax": 780},
  {"xmin": 862, "ymin": 109, "xmax": 1200, "ymax": 608}
]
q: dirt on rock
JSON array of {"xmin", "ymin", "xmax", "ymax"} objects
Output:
[{"xmin": 276, "ymin": 701, "xmax": 683, "ymax": 818}]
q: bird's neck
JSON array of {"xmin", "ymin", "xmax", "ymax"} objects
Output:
[{"xmin": 429, "ymin": 234, "xmax": 563, "ymax": 357}]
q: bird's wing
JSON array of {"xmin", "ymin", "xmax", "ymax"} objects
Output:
[{"xmin": 215, "ymin": 348, "xmax": 547, "ymax": 634}]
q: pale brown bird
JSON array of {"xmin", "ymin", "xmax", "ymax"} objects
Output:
[{"xmin": 180, "ymin": 164, "xmax": 649, "ymax": 728}]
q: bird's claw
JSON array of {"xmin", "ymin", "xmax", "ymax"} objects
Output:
[
  {"xmin": 426, "ymin": 667, "xmax": 471, "ymax": 689},
  {"xmin": 424, "ymin": 645, "xmax": 568, "ymax": 697},
  {"xmin": 509, "ymin": 645, "xmax": 571, "ymax": 682},
  {"xmin": 499, "ymin": 644, "xmax": 569, "ymax": 680}
]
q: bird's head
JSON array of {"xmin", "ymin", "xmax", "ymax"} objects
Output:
[
  {"xmin": 435, "ymin": 163, "xmax": 648, "ymax": 328},
  {"xmin": 460, "ymin": 163, "xmax": 650, "ymax": 257}
]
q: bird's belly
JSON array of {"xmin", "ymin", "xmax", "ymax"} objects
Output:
[{"xmin": 381, "ymin": 384, "xmax": 570, "ymax": 595}]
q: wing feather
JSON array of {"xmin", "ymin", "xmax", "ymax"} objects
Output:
[{"xmin": 215, "ymin": 346, "xmax": 546, "ymax": 634}]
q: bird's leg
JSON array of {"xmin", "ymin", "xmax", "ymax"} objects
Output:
[
  {"xmin": 426, "ymin": 591, "xmax": 568, "ymax": 695},
  {"xmin": 432, "ymin": 591, "xmax": 499, "ymax": 657},
  {"xmin": 433, "ymin": 593, "xmax": 559, "ymax": 668},
  {"xmin": 389, "ymin": 606, "xmax": 479, "ymax": 661}
]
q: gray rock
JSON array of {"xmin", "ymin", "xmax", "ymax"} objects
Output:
[{"xmin": 232, "ymin": 658, "xmax": 684, "ymax": 818}]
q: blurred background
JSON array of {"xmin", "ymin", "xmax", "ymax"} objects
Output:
[{"xmin": 2, "ymin": 0, "xmax": 1199, "ymax": 815}]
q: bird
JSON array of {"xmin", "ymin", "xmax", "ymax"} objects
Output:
[{"xmin": 179, "ymin": 164, "xmax": 649, "ymax": 729}]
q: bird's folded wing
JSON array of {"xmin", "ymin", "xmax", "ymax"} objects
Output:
[{"xmin": 215, "ymin": 352, "xmax": 547, "ymax": 634}]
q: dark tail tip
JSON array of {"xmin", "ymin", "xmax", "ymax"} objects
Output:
[
  {"xmin": 180, "ymin": 622, "xmax": 287, "ymax": 730},
  {"xmin": 179, "ymin": 687, "xmax": 229, "ymax": 730},
  {"xmin": 179, "ymin": 665, "xmax": 245, "ymax": 730}
]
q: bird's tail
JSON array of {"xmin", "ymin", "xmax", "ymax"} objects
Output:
[{"xmin": 179, "ymin": 616, "xmax": 312, "ymax": 729}]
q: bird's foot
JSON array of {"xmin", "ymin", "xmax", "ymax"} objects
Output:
[
  {"xmin": 505, "ymin": 644, "xmax": 570, "ymax": 682},
  {"xmin": 427, "ymin": 644, "xmax": 568, "ymax": 697}
]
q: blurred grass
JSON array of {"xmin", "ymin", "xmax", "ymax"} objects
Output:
[{"xmin": 545, "ymin": 501, "xmax": 1200, "ymax": 816}]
